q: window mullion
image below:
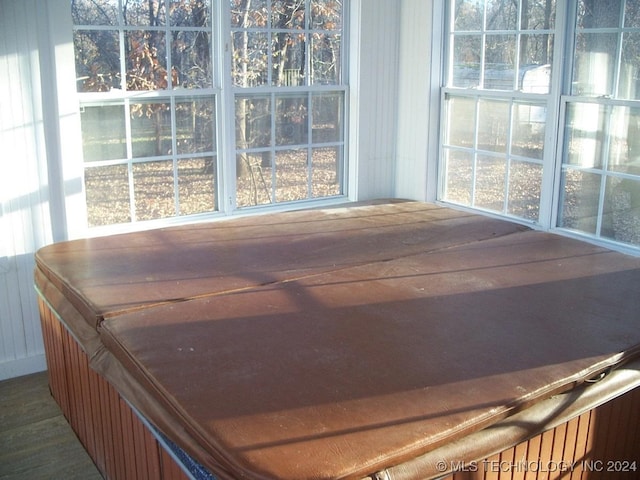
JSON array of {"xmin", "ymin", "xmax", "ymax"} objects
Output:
[
  {"xmin": 270, "ymin": 92, "xmax": 277, "ymax": 202},
  {"xmin": 170, "ymin": 96, "xmax": 180, "ymax": 216},
  {"xmin": 307, "ymin": 92, "xmax": 313, "ymax": 197},
  {"xmin": 306, "ymin": 0, "xmax": 312, "ymax": 86},
  {"xmin": 219, "ymin": 0, "xmax": 237, "ymax": 214},
  {"xmin": 122, "ymin": 98, "xmax": 136, "ymax": 222},
  {"xmin": 595, "ymin": 174, "xmax": 608, "ymax": 237},
  {"xmin": 480, "ymin": 0, "xmax": 489, "ymax": 90},
  {"xmin": 613, "ymin": 2, "xmax": 625, "ymax": 99},
  {"xmin": 471, "ymin": 98, "xmax": 480, "ymax": 207},
  {"xmin": 504, "ymin": 100, "xmax": 514, "ymax": 215},
  {"xmin": 542, "ymin": 0, "xmax": 574, "ymax": 231},
  {"xmin": 267, "ymin": 1, "xmax": 273, "ymax": 86}
]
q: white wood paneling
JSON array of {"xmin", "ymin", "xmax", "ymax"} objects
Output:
[
  {"xmin": 351, "ymin": 0, "xmax": 401, "ymax": 200},
  {"xmin": 395, "ymin": 0, "xmax": 436, "ymax": 201},
  {"xmin": 0, "ymin": 0, "xmax": 54, "ymax": 380},
  {"xmin": 351, "ymin": 0, "xmax": 436, "ymax": 202}
]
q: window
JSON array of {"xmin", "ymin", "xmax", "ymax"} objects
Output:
[
  {"xmin": 230, "ymin": 0, "xmax": 345, "ymax": 207},
  {"xmin": 558, "ymin": 0, "xmax": 640, "ymax": 246},
  {"xmin": 71, "ymin": 0, "xmax": 346, "ymax": 229},
  {"xmin": 440, "ymin": 0, "xmax": 640, "ymax": 252},
  {"xmin": 441, "ymin": 0, "xmax": 556, "ymax": 223}
]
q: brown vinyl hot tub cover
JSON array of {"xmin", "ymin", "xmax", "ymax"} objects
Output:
[{"xmin": 35, "ymin": 200, "xmax": 640, "ymax": 480}]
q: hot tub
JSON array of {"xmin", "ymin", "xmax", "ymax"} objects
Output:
[{"xmin": 35, "ymin": 200, "xmax": 640, "ymax": 479}]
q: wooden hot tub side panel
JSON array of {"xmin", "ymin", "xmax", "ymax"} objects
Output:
[
  {"xmin": 439, "ymin": 387, "xmax": 640, "ymax": 480},
  {"xmin": 38, "ymin": 295, "xmax": 190, "ymax": 480}
]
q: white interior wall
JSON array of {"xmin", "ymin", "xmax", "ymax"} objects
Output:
[
  {"xmin": 350, "ymin": 0, "xmax": 402, "ymax": 200},
  {"xmin": 395, "ymin": 0, "xmax": 438, "ymax": 201},
  {"xmin": 0, "ymin": 0, "xmax": 55, "ymax": 380},
  {"xmin": 352, "ymin": 0, "xmax": 437, "ymax": 203}
]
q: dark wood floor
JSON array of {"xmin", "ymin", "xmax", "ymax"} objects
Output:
[{"xmin": 0, "ymin": 371, "xmax": 103, "ymax": 480}]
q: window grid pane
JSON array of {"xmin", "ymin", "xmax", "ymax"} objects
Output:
[
  {"xmin": 232, "ymin": 0, "xmax": 345, "ymax": 209},
  {"xmin": 235, "ymin": 92, "xmax": 344, "ymax": 208},
  {"xmin": 574, "ymin": 0, "xmax": 640, "ymax": 100},
  {"xmin": 557, "ymin": 0, "xmax": 640, "ymax": 249},
  {"xmin": 449, "ymin": 0, "xmax": 555, "ymax": 92},
  {"xmin": 73, "ymin": 1, "xmax": 218, "ymax": 228},
  {"xmin": 441, "ymin": 92, "xmax": 547, "ymax": 222},
  {"xmin": 73, "ymin": 0, "xmax": 345, "ymax": 228},
  {"xmin": 559, "ymin": 99, "xmax": 640, "ymax": 247},
  {"xmin": 441, "ymin": 0, "xmax": 556, "ymax": 225}
]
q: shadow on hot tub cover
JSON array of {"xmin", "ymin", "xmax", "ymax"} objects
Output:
[
  {"xmin": 33, "ymin": 201, "xmax": 640, "ymax": 480},
  {"xmin": 92, "ymin": 216, "xmax": 640, "ymax": 480}
]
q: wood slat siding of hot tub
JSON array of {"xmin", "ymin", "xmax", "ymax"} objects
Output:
[
  {"xmin": 38, "ymin": 296, "xmax": 640, "ymax": 480},
  {"xmin": 38, "ymin": 296, "xmax": 190, "ymax": 480},
  {"xmin": 437, "ymin": 384, "xmax": 640, "ymax": 480}
]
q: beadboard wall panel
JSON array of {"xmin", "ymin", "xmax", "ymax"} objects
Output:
[
  {"xmin": 395, "ymin": 0, "xmax": 436, "ymax": 201},
  {"xmin": 0, "ymin": 0, "xmax": 54, "ymax": 380},
  {"xmin": 352, "ymin": 0, "xmax": 401, "ymax": 200}
]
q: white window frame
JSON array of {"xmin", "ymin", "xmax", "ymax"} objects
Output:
[
  {"xmin": 52, "ymin": 0, "xmax": 351, "ymax": 239},
  {"xmin": 225, "ymin": 0, "xmax": 349, "ymax": 211},
  {"xmin": 553, "ymin": 1, "xmax": 640, "ymax": 251},
  {"xmin": 438, "ymin": 0, "xmax": 566, "ymax": 227},
  {"xmin": 437, "ymin": 0, "xmax": 640, "ymax": 256}
]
